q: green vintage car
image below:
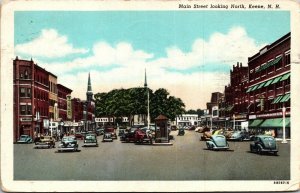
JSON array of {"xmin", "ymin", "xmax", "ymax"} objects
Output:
[
  {"xmin": 83, "ymin": 134, "xmax": 98, "ymax": 147},
  {"xmin": 250, "ymin": 135, "xmax": 278, "ymax": 155},
  {"xmin": 58, "ymin": 136, "xmax": 79, "ymax": 152}
]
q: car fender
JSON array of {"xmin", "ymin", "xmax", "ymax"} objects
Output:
[{"xmin": 206, "ymin": 141, "xmax": 215, "ymax": 147}]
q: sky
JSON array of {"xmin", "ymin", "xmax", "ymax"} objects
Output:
[{"xmin": 14, "ymin": 11, "xmax": 290, "ymax": 109}]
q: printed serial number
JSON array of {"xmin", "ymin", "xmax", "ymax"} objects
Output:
[{"xmin": 274, "ymin": 181, "xmax": 289, "ymax": 184}]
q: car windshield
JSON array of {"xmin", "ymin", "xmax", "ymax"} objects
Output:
[
  {"xmin": 62, "ymin": 137, "xmax": 75, "ymax": 142},
  {"xmin": 85, "ymin": 135, "xmax": 96, "ymax": 139},
  {"xmin": 262, "ymin": 137, "xmax": 274, "ymax": 141},
  {"xmin": 104, "ymin": 134, "xmax": 111, "ymax": 138},
  {"xmin": 20, "ymin": 135, "xmax": 28, "ymax": 139}
]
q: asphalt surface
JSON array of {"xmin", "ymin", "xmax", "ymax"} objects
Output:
[{"xmin": 14, "ymin": 130, "xmax": 290, "ymax": 180}]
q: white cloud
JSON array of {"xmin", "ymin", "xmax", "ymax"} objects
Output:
[
  {"xmin": 156, "ymin": 26, "xmax": 264, "ymax": 70},
  {"xmin": 31, "ymin": 26, "xmax": 264, "ymax": 109},
  {"xmin": 15, "ymin": 29, "xmax": 88, "ymax": 58}
]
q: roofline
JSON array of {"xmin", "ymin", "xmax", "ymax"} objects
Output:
[{"xmin": 248, "ymin": 32, "xmax": 290, "ymax": 63}]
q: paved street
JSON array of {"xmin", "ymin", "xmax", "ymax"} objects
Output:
[{"xmin": 14, "ymin": 130, "xmax": 290, "ymax": 180}]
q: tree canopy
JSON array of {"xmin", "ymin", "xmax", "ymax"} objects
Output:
[{"xmin": 94, "ymin": 87, "xmax": 185, "ymax": 125}]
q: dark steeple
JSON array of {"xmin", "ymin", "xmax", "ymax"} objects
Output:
[
  {"xmin": 86, "ymin": 72, "xmax": 93, "ymax": 102},
  {"xmin": 144, "ymin": 69, "xmax": 148, "ymax": 88}
]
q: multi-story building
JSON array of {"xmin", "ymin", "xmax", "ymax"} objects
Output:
[
  {"xmin": 247, "ymin": 32, "xmax": 290, "ymax": 138},
  {"xmin": 206, "ymin": 92, "xmax": 223, "ymax": 114},
  {"xmin": 57, "ymin": 84, "xmax": 72, "ymax": 121},
  {"xmin": 13, "ymin": 57, "xmax": 50, "ymax": 142},
  {"xmin": 222, "ymin": 62, "xmax": 249, "ymax": 130},
  {"xmin": 48, "ymin": 73, "xmax": 58, "ymax": 121}
]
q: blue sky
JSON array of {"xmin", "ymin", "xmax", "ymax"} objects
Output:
[{"xmin": 14, "ymin": 11, "xmax": 290, "ymax": 109}]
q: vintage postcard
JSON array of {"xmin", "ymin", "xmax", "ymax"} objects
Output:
[{"xmin": 1, "ymin": 0, "xmax": 300, "ymax": 192}]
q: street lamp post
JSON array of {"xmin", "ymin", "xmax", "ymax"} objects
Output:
[
  {"xmin": 210, "ymin": 114, "xmax": 213, "ymax": 132},
  {"xmin": 233, "ymin": 114, "xmax": 236, "ymax": 131},
  {"xmin": 282, "ymin": 106, "xmax": 287, "ymax": 144}
]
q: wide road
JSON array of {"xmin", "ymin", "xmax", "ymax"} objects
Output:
[{"xmin": 14, "ymin": 130, "xmax": 290, "ymax": 180}]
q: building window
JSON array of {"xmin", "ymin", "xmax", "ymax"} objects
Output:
[
  {"xmin": 275, "ymin": 58, "xmax": 282, "ymax": 71},
  {"xmin": 20, "ymin": 105, "xmax": 26, "ymax": 115},
  {"xmin": 24, "ymin": 70, "xmax": 28, "ymax": 79},
  {"xmin": 20, "ymin": 72, "xmax": 24, "ymax": 79},
  {"xmin": 20, "ymin": 88, "xmax": 26, "ymax": 97},
  {"xmin": 285, "ymin": 52, "xmax": 290, "ymax": 66},
  {"xmin": 27, "ymin": 88, "xmax": 31, "ymax": 98},
  {"xmin": 27, "ymin": 105, "xmax": 32, "ymax": 115}
]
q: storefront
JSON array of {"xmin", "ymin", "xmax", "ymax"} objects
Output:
[{"xmin": 248, "ymin": 114, "xmax": 290, "ymax": 138}]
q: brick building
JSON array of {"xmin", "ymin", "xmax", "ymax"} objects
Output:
[
  {"xmin": 48, "ymin": 73, "xmax": 58, "ymax": 121},
  {"xmin": 247, "ymin": 32, "xmax": 290, "ymax": 138},
  {"xmin": 222, "ymin": 62, "xmax": 249, "ymax": 130},
  {"xmin": 13, "ymin": 57, "xmax": 50, "ymax": 142},
  {"xmin": 57, "ymin": 84, "xmax": 72, "ymax": 120}
]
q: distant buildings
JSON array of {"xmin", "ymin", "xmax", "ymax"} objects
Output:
[{"xmin": 13, "ymin": 57, "xmax": 95, "ymax": 142}]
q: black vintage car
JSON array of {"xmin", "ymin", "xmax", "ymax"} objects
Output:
[
  {"xmin": 177, "ymin": 128, "xmax": 185, "ymax": 136},
  {"xmin": 250, "ymin": 135, "xmax": 278, "ymax": 155}
]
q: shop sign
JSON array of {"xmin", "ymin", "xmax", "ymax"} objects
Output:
[
  {"xmin": 233, "ymin": 114, "xmax": 247, "ymax": 119},
  {"xmin": 212, "ymin": 106, "xmax": 219, "ymax": 118},
  {"xmin": 248, "ymin": 115, "xmax": 257, "ymax": 120},
  {"xmin": 256, "ymin": 111, "xmax": 289, "ymax": 118},
  {"xmin": 20, "ymin": 117, "xmax": 32, "ymax": 122},
  {"xmin": 67, "ymin": 95, "xmax": 72, "ymax": 119},
  {"xmin": 43, "ymin": 119, "xmax": 49, "ymax": 128}
]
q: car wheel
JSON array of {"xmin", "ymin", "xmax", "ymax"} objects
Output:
[
  {"xmin": 258, "ymin": 147, "xmax": 262, "ymax": 155},
  {"xmin": 274, "ymin": 152, "xmax": 278, "ymax": 156},
  {"xmin": 206, "ymin": 143, "xmax": 210, "ymax": 149}
]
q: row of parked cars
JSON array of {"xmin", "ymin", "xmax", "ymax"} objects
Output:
[{"xmin": 204, "ymin": 134, "xmax": 278, "ymax": 155}]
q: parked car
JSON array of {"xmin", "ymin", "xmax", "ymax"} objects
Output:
[
  {"xmin": 75, "ymin": 132, "xmax": 84, "ymax": 140},
  {"xmin": 177, "ymin": 128, "xmax": 185, "ymax": 136},
  {"xmin": 17, "ymin": 135, "xmax": 33, "ymax": 144},
  {"xmin": 121, "ymin": 131, "xmax": 136, "ymax": 142},
  {"xmin": 118, "ymin": 129, "xmax": 126, "ymax": 136},
  {"xmin": 96, "ymin": 128, "xmax": 104, "ymax": 136},
  {"xmin": 250, "ymin": 135, "xmax": 278, "ymax": 155},
  {"xmin": 104, "ymin": 128, "xmax": 117, "ymax": 139},
  {"xmin": 102, "ymin": 133, "xmax": 113, "ymax": 142},
  {"xmin": 58, "ymin": 136, "xmax": 79, "ymax": 152},
  {"xmin": 229, "ymin": 130, "xmax": 250, "ymax": 141},
  {"xmin": 34, "ymin": 136, "xmax": 55, "ymax": 148},
  {"xmin": 201, "ymin": 131, "xmax": 212, "ymax": 141},
  {"xmin": 135, "ymin": 129, "xmax": 153, "ymax": 144},
  {"xmin": 83, "ymin": 134, "xmax": 98, "ymax": 147},
  {"xmin": 171, "ymin": 125, "xmax": 177, "ymax": 131},
  {"xmin": 206, "ymin": 135, "xmax": 229, "ymax": 150}
]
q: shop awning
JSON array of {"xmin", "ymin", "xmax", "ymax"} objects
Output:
[
  {"xmin": 257, "ymin": 82, "xmax": 265, "ymax": 89},
  {"xmin": 272, "ymin": 95, "xmax": 283, "ymax": 104},
  {"xmin": 256, "ymin": 56, "xmax": 282, "ymax": 73},
  {"xmin": 250, "ymin": 84, "xmax": 259, "ymax": 92},
  {"xmin": 280, "ymin": 93, "xmax": 290, "ymax": 102},
  {"xmin": 246, "ymin": 87, "xmax": 252, "ymax": 93},
  {"xmin": 249, "ymin": 119, "xmax": 264, "ymax": 127},
  {"xmin": 271, "ymin": 75, "xmax": 283, "ymax": 85},
  {"xmin": 264, "ymin": 79, "xmax": 273, "ymax": 87},
  {"xmin": 280, "ymin": 72, "xmax": 291, "ymax": 81},
  {"xmin": 260, "ymin": 118, "xmax": 290, "ymax": 128}
]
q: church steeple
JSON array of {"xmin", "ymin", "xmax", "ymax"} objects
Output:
[
  {"xmin": 144, "ymin": 69, "xmax": 148, "ymax": 88},
  {"xmin": 86, "ymin": 72, "xmax": 93, "ymax": 102}
]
